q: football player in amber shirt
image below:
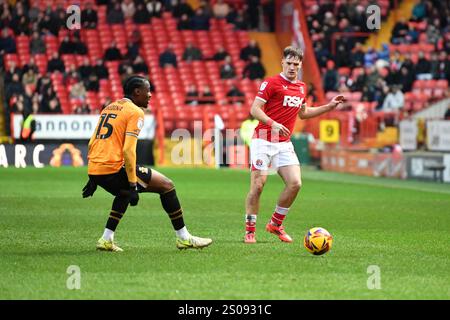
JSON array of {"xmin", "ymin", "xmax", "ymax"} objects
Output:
[
  {"xmin": 82, "ymin": 75, "xmax": 212, "ymax": 252},
  {"xmin": 244, "ymin": 47, "xmax": 345, "ymax": 244}
]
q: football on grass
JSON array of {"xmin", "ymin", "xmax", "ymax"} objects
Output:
[{"xmin": 304, "ymin": 227, "xmax": 333, "ymax": 255}]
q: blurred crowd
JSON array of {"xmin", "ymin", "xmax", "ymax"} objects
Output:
[{"xmin": 1, "ymin": 0, "xmax": 274, "ymax": 120}]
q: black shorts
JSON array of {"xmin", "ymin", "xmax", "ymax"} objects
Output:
[{"xmin": 89, "ymin": 165, "xmax": 152, "ymax": 196}]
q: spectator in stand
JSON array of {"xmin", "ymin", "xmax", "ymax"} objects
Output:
[
  {"xmin": 177, "ymin": 13, "xmax": 191, "ymax": 30},
  {"xmin": 198, "ymin": 0, "xmax": 213, "ymax": 18},
  {"xmin": 415, "ymin": 51, "xmax": 432, "ymax": 80},
  {"xmin": 86, "ymin": 73, "xmax": 100, "ymax": 92},
  {"xmin": 36, "ymin": 74, "xmax": 52, "ymax": 96},
  {"xmin": 46, "ymin": 97, "xmax": 62, "ymax": 114},
  {"xmin": 73, "ymin": 102, "xmax": 91, "ymax": 114},
  {"xmin": 126, "ymin": 39, "xmax": 140, "ymax": 61},
  {"xmin": 58, "ymin": 36, "xmax": 76, "ymax": 55},
  {"xmin": 226, "ymin": 83, "xmax": 245, "ymax": 105},
  {"xmin": 426, "ymin": 24, "xmax": 441, "ymax": 46},
  {"xmin": 94, "ymin": 58, "xmax": 109, "ymax": 80},
  {"xmin": 220, "ymin": 55, "xmax": 236, "ymax": 79},
  {"xmin": 435, "ymin": 51, "xmax": 450, "ymax": 81},
  {"xmin": 350, "ymin": 42, "xmax": 365, "ymax": 68},
  {"xmin": 208, "ymin": 46, "xmax": 227, "ymax": 62},
  {"xmin": 0, "ymin": 28, "xmax": 16, "ymax": 58},
  {"xmin": 10, "ymin": 6, "xmax": 30, "ymax": 36},
  {"xmin": 185, "ymin": 84, "xmax": 199, "ymax": 105},
  {"xmin": 225, "ymin": 4, "xmax": 238, "ymax": 24},
  {"xmin": 263, "ymin": 0, "xmax": 275, "ymax": 32},
  {"xmin": 104, "ymin": 41, "xmax": 123, "ymax": 61},
  {"xmin": 121, "ymin": 0, "xmax": 136, "ymax": 19},
  {"xmin": 31, "ymin": 92, "xmax": 40, "ymax": 114},
  {"xmin": 133, "ymin": 3, "xmax": 150, "ymax": 24},
  {"xmin": 390, "ymin": 51, "xmax": 403, "ymax": 74},
  {"xmin": 377, "ymin": 44, "xmax": 390, "ymax": 62},
  {"xmin": 38, "ymin": 12, "xmax": 58, "ymax": 36},
  {"xmin": 159, "ymin": 45, "xmax": 177, "ymax": 68},
  {"xmin": 401, "ymin": 52, "xmax": 415, "ymax": 74},
  {"xmin": 10, "ymin": 94, "xmax": 26, "ymax": 114},
  {"xmin": 232, "ymin": 9, "xmax": 249, "ymax": 31},
  {"xmin": 242, "ymin": 55, "xmax": 265, "ymax": 80},
  {"xmin": 107, "ymin": 2, "xmax": 125, "ymax": 24},
  {"xmin": 53, "ymin": 5, "xmax": 69, "ymax": 32},
  {"xmin": 28, "ymin": 4, "xmax": 40, "ymax": 24},
  {"xmin": 78, "ymin": 57, "xmax": 93, "ymax": 83},
  {"xmin": 191, "ymin": 7, "xmax": 210, "ymax": 30},
  {"xmin": 314, "ymin": 41, "xmax": 330, "ymax": 68},
  {"xmin": 398, "ymin": 66, "xmax": 415, "ymax": 93},
  {"xmin": 381, "ymin": 85, "xmax": 404, "ymax": 112},
  {"xmin": 70, "ymin": 82, "xmax": 87, "ymax": 104},
  {"xmin": 391, "ymin": 17, "xmax": 409, "ymax": 44},
  {"xmin": 240, "ymin": 40, "xmax": 261, "ymax": 61},
  {"xmin": 411, "ymin": 0, "xmax": 427, "ymax": 21},
  {"xmin": 213, "ymin": 0, "xmax": 230, "ymax": 19},
  {"xmin": 22, "ymin": 68, "xmax": 38, "ymax": 91},
  {"xmin": 29, "ymin": 30, "xmax": 46, "ymax": 54},
  {"xmin": 62, "ymin": 65, "xmax": 77, "ymax": 85},
  {"xmin": 132, "ymin": 55, "xmax": 149, "ymax": 74},
  {"xmin": 147, "ymin": 0, "xmax": 163, "ymax": 18},
  {"xmin": 23, "ymin": 58, "xmax": 39, "ymax": 75},
  {"xmin": 182, "ymin": 42, "xmax": 203, "ymax": 62},
  {"xmin": 364, "ymin": 47, "xmax": 378, "ymax": 67},
  {"xmin": 405, "ymin": 24, "xmax": 419, "ymax": 44},
  {"xmin": 335, "ymin": 44, "xmax": 351, "ymax": 67},
  {"xmin": 199, "ymin": 85, "xmax": 215, "ymax": 104},
  {"xmin": 246, "ymin": 0, "xmax": 260, "ymax": 31},
  {"xmin": 323, "ymin": 60, "xmax": 339, "ymax": 92},
  {"xmin": 82, "ymin": 2, "xmax": 98, "ymax": 29},
  {"xmin": 40, "ymin": 84, "xmax": 57, "ymax": 111},
  {"xmin": 73, "ymin": 34, "xmax": 88, "ymax": 55},
  {"xmin": 172, "ymin": 0, "xmax": 194, "ymax": 19},
  {"xmin": 5, "ymin": 61, "xmax": 22, "ymax": 84},
  {"xmin": 5, "ymin": 73, "xmax": 25, "ymax": 103},
  {"xmin": 47, "ymin": 52, "xmax": 65, "ymax": 73}
]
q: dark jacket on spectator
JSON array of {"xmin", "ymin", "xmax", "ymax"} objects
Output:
[
  {"xmin": 159, "ymin": 49, "xmax": 177, "ymax": 68},
  {"xmin": 47, "ymin": 57, "xmax": 65, "ymax": 73}
]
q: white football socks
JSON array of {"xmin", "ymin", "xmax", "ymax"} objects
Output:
[
  {"xmin": 176, "ymin": 226, "xmax": 191, "ymax": 241},
  {"xmin": 102, "ymin": 228, "xmax": 114, "ymax": 241}
]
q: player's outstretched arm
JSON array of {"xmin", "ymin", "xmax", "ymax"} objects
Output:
[
  {"xmin": 123, "ymin": 135, "xmax": 139, "ymax": 206},
  {"xmin": 299, "ymin": 95, "xmax": 345, "ymax": 119}
]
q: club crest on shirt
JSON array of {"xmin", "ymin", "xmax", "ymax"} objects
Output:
[
  {"xmin": 282, "ymin": 85, "xmax": 288, "ymax": 90},
  {"xmin": 137, "ymin": 117, "xmax": 144, "ymax": 130},
  {"xmin": 255, "ymin": 159, "xmax": 263, "ymax": 167},
  {"xmin": 259, "ymin": 81, "xmax": 268, "ymax": 91},
  {"xmin": 300, "ymin": 86, "xmax": 304, "ymax": 94}
]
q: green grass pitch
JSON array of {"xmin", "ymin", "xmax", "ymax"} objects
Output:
[{"xmin": 0, "ymin": 166, "xmax": 449, "ymax": 299}]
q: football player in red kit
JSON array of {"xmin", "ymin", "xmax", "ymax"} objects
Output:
[{"xmin": 244, "ymin": 46, "xmax": 345, "ymax": 244}]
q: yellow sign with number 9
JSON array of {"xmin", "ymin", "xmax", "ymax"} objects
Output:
[{"xmin": 320, "ymin": 120, "xmax": 340, "ymax": 143}]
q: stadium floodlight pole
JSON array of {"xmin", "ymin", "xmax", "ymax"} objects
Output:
[{"xmin": 214, "ymin": 114, "xmax": 224, "ymax": 169}]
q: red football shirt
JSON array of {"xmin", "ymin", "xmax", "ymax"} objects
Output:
[{"xmin": 253, "ymin": 73, "xmax": 307, "ymax": 142}]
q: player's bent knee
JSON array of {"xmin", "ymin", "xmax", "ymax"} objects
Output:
[
  {"xmin": 289, "ymin": 181, "xmax": 302, "ymax": 192},
  {"xmin": 252, "ymin": 182, "xmax": 266, "ymax": 195},
  {"xmin": 162, "ymin": 178, "xmax": 175, "ymax": 193}
]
